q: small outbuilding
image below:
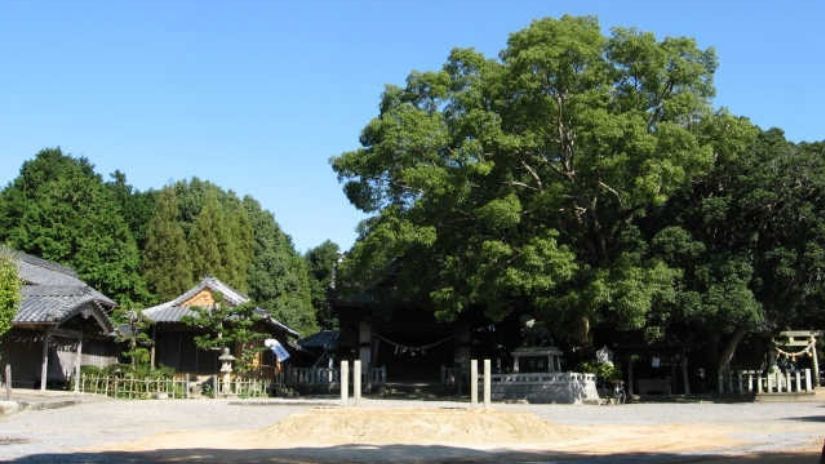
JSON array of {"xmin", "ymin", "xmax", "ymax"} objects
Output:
[
  {"xmin": 141, "ymin": 277, "xmax": 299, "ymax": 377},
  {"xmin": 4, "ymin": 252, "xmax": 118, "ymax": 390}
]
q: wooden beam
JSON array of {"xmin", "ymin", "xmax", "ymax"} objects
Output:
[{"xmin": 50, "ymin": 328, "xmax": 82, "ymax": 339}]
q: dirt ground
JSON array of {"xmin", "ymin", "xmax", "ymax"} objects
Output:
[{"xmin": 1, "ymin": 398, "xmax": 823, "ymax": 463}]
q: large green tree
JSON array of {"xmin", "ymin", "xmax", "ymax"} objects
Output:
[
  {"xmin": 305, "ymin": 240, "xmax": 340, "ymax": 329},
  {"xmin": 142, "ymin": 187, "xmax": 194, "ymax": 300},
  {"xmin": 333, "ymin": 16, "xmax": 724, "ymax": 342},
  {"xmin": 245, "ymin": 197, "xmax": 317, "ymax": 335},
  {"xmin": 0, "ymin": 148, "xmax": 148, "ymax": 306}
]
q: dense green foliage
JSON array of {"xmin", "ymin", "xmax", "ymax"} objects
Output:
[
  {"xmin": 305, "ymin": 240, "xmax": 340, "ymax": 329},
  {"xmin": 332, "ymin": 16, "xmax": 825, "ymax": 375},
  {"xmin": 245, "ymin": 197, "xmax": 317, "ymax": 335},
  {"xmin": 182, "ymin": 300, "xmax": 266, "ymax": 373},
  {"xmin": 0, "ymin": 148, "xmax": 148, "ymax": 309},
  {"xmin": 142, "ymin": 187, "xmax": 193, "ymax": 300},
  {"xmin": 0, "ymin": 249, "xmax": 20, "ymax": 339}
]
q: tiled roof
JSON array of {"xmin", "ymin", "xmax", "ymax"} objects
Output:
[
  {"xmin": 141, "ymin": 277, "xmax": 300, "ymax": 337},
  {"xmin": 299, "ymin": 330, "xmax": 339, "ymax": 350},
  {"xmin": 9, "ymin": 252, "xmax": 116, "ymax": 329}
]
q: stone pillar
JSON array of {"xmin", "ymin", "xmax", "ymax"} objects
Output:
[
  {"xmin": 804, "ymin": 368, "xmax": 812, "ymax": 392},
  {"xmin": 40, "ymin": 335, "xmax": 50, "ymax": 392},
  {"xmin": 340, "ymin": 360, "xmax": 349, "ymax": 405},
  {"xmin": 483, "ymin": 359, "xmax": 491, "ymax": 408},
  {"xmin": 73, "ymin": 337, "xmax": 83, "ymax": 393},
  {"xmin": 353, "ymin": 360, "xmax": 362, "ymax": 405},
  {"xmin": 470, "ymin": 359, "xmax": 478, "ymax": 406},
  {"xmin": 512, "ymin": 355, "xmax": 520, "ymax": 373}
]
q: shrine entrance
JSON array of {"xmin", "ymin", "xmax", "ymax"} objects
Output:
[{"xmin": 772, "ymin": 330, "xmax": 821, "ymax": 387}]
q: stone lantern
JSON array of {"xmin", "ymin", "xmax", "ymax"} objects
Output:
[{"xmin": 218, "ymin": 347, "xmax": 236, "ymax": 396}]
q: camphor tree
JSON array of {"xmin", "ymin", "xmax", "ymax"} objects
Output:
[{"xmin": 332, "ymin": 16, "xmax": 729, "ymax": 345}]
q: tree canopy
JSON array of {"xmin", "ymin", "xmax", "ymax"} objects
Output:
[
  {"xmin": 332, "ymin": 15, "xmax": 825, "ymax": 375},
  {"xmin": 0, "ymin": 148, "xmax": 148, "ymax": 308},
  {"xmin": 0, "ymin": 248, "xmax": 20, "ymax": 340}
]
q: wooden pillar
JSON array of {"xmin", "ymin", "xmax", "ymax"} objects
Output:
[
  {"xmin": 73, "ymin": 336, "xmax": 83, "ymax": 393},
  {"xmin": 627, "ymin": 355, "xmax": 634, "ymax": 397},
  {"xmin": 40, "ymin": 335, "xmax": 50, "ymax": 391},
  {"xmin": 681, "ymin": 352, "xmax": 690, "ymax": 395},
  {"xmin": 358, "ymin": 321, "xmax": 371, "ymax": 372}
]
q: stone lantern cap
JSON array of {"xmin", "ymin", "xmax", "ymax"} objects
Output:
[{"xmin": 218, "ymin": 347, "xmax": 236, "ymax": 362}]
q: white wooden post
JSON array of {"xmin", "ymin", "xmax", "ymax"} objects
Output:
[
  {"xmin": 353, "ymin": 360, "xmax": 362, "ymax": 405},
  {"xmin": 747, "ymin": 373, "xmax": 753, "ymax": 393},
  {"xmin": 812, "ymin": 340, "xmax": 820, "ymax": 388},
  {"xmin": 4, "ymin": 364, "xmax": 11, "ymax": 400},
  {"xmin": 340, "ymin": 360, "xmax": 349, "ymax": 405},
  {"xmin": 767, "ymin": 373, "xmax": 773, "ymax": 393},
  {"xmin": 40, "ymin": 335, "xmax": 50, "ymax": 391},
  {"xmin": 512, "ymin": 355, "xmax": 519, "ymax": 373},
  {"xmin": 785, "ymin": 372, "xmax": 792, "ymax": 393},
  {"xmin": 795, "ymin": 371, "xmax": 801, "ymax": 392},
  {"xmin": 470, "ymin": 359, "xmax": 478, "ymax": 406},
  {"xmin": 757, "ymin": 375, "xmax": 763, "ymax": 393},
  {"xmin": 73, "ymin": 337, "xmax": 83, "ymax": 393},
  {"xmin": 804, "ymin": 368, "xmax": 812, "ymax": 392},
  {"xmin": 483, "ymin": 359, "xmax": 491, "ymax": 408}
]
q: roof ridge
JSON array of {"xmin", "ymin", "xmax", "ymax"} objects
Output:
[{"xmin": 15, "ymin": 251, "xmax": 79, "ymax": 278}]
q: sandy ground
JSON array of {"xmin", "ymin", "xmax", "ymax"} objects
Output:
[{"xmin": 1, "ymin": 397, "xmax": 823, "ymax": 463}]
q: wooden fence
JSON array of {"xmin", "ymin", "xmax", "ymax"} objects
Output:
[{"xmin": 77, "ymin": 374, "xmax": 271, "ymax": 399}]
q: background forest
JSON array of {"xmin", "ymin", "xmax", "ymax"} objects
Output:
[{"xmin": 0, "ymin": 148, "xmax": 338, "ymax": 335}]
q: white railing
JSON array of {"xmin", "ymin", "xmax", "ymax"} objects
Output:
[
  {"xmin": 731, "ymin": 369, "xmax": 814, "ymax": 395},
  {"xmin": 275, "ymin": 366, "xmax": 386, "ymax": 388},
  {"xmin": 488, "ymin": 372, "xmax": 597, "ymax": 384}
]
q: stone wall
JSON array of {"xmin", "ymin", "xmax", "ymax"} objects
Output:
[{"xmin": 489, "ymin": 372, "xmax": 600, "ymax": 404}]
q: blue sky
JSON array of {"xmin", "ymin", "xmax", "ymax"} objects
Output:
[{"xmin": 1, "ymin": 1, "xmax": 823, "ymax": 251}]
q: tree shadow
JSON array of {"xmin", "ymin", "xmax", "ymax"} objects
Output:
[
  {"xmin": 3, "ymin": 445, "xmax": 820, "ymax": 463},
  {"xmin": 784, "ymin": 414, "xmax": 825, "ymax": 422}
]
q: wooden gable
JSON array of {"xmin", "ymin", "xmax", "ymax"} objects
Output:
[{"xmin": 181, "ymin": 289, "xmax": 217, "ymax": 308}]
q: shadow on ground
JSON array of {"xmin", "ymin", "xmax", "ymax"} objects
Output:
[{"xmin": 3, "ymin": 445, "xmax": 820, "ymax": 464}]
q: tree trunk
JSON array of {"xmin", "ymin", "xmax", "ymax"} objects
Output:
[{"xmin": 717, "ymin": 327, "xmax": 747, "ymax": 389}]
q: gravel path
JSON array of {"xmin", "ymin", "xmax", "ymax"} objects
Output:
[{"xmin": 1, "ymin": 397, "xmax": 823, "ymax": 462}]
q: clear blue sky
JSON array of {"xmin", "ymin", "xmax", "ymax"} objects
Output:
[{"xmin": 1, "ymin": 1, "xmax": 823, "ymax": 251}]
